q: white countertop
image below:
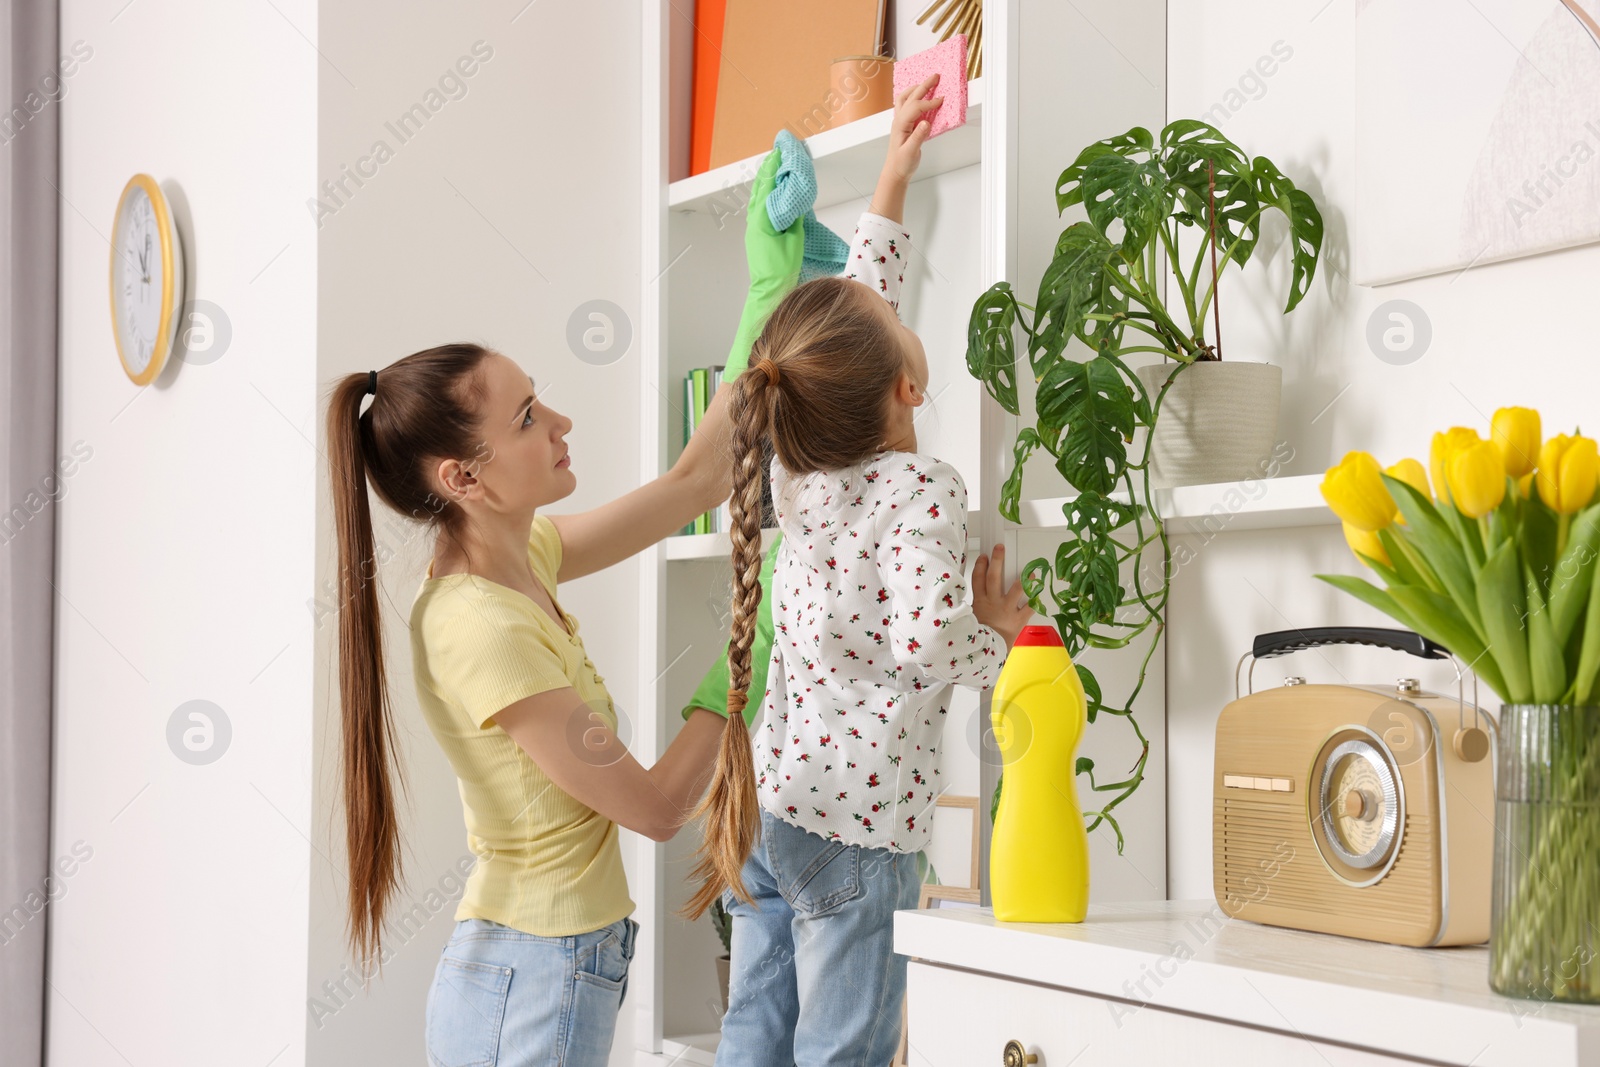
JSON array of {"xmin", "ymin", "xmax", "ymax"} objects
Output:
[{"xmin": 894, "ymin": 899, "xmax": 1600, "ymax": 1067}]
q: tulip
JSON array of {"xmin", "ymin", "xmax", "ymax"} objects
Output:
[
  {"xmin": 1537, "ymin": 433, "xmax": 1600, "ymax": 515},
  {"xmin": 1491, "ymin": 407, "xmax": 1541, "ymax": 477},
  {"xmin": 1342, "ymin": 521, "xmax": 1390, "ymax": 568},
  {"xmin": 1447, "ymin": 440, "xmax": 1508, "ymax": 518},
  {"xmin": 1430, "ymin": 427, "xmax": 1482, "ymax": 507},
  {"xmin": 1321, "ymin": 451, "xmax": 1396, "ymax": 532},
  {"xmin": 1517, "ymin": 471, "xmax": 1533, "ymax": 498},
  {"xmin": 1385, "ymin": 458, "xmax": 1429, "ymax": 523}
]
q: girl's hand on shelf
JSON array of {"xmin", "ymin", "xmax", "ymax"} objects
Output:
[
  {"xmin": 884, "ymin": 73, "xmax": 941, "ymax": 183},
  {"xmin": 972, "ymin": 544, "xmax": 1033, "ymax": 649}
]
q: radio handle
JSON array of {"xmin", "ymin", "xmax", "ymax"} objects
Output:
[
  {"xmin": 1250, "ymin": 627, "xmax": 1450, "ymax": 662},
  {"xmin": 1236, "ymin": 627, "xmax": 1483, "ymax": 739}
]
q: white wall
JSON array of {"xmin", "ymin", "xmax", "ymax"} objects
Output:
[
  {"xmin": 1162, "ymin": 0, "xmax": 1600, "ymax": 900},
  {"xmin": 307, "ymin": 2, "xmax": 642, "ymax": 1064},
  {"xmin": 51, "ymin": 0, "xmax": 318, "ymax": 1063}
]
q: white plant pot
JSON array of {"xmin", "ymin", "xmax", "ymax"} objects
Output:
[{"xmin": 1135, "ymin": 360, "xmax": 1282, "ymax": 488}]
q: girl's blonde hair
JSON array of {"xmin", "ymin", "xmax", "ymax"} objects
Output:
[
  {"xmin": 324, "ymin": 342, "xmax": 497, "ymax": 975},
  {"xmin": 682, "ymin": 277, "xmax": 908, "ymax": 920}
]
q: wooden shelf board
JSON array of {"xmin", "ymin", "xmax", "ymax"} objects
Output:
[{"xmin": 668, "ymin": 78, "xmax": 986, "ymax": 216}]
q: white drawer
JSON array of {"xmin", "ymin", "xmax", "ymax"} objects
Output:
[{"xmin": 904, "ymin": 961, "xmax": 1416, "ymax": 1067}]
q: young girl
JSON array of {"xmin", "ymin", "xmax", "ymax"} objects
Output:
[
  {"xmin": 685, "ymin": 89, "xmax": 1035, "ymax": 1066},
  {"xmin": 325, "ymin": 343, "xmax": 739, "ymax": 1065}
]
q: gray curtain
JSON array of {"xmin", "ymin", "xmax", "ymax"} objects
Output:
[{"xmin": 1, "ymin": 1, "xmax": 60, "ymax": 1064}]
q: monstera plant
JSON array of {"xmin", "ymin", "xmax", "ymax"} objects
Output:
[{"xmin": 969, "ymin": 119, "xmax": 1324, "ymax": 849}]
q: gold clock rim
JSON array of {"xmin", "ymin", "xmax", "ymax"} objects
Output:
[{"xmin": 109, "ymin": 173, "xmax": 179, "ymax": 387}]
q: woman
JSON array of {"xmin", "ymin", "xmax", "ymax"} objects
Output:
[{"xmin": 324, "ymin": 344, "xmax": 733, "ymax": 1066}]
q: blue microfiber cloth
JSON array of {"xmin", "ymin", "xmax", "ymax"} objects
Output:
[{"xmin": 767, "ymin": 130, "xmax": 850, "ymax": 282}]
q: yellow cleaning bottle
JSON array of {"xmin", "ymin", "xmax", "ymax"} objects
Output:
[{"xmin": 990, "ymin": 624, "xmax": 1090, "ymax": 922}]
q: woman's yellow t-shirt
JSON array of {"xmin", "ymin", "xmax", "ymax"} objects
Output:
[{"xmin": 409, "ymin": 514, "xmax": 634, "ymax": 937}]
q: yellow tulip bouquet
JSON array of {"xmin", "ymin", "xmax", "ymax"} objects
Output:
[{"xmin": 1317, "ymin": 407, "xmax": 1600, "ymax": 1001}]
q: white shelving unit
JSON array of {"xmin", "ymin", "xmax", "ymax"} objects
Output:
[{"xmin": 635, "ymin": 3, "xmax": 1177, "ymax": 1063}]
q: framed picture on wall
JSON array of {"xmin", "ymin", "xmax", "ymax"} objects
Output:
[{"xmin": 1355, "ymin": 0, "xmax": 1600, "ymax": 284}]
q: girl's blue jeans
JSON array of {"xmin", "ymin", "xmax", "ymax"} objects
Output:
[
  {"xmin": 715, "ymin": 808, "xmax": 922, "ymax": 1067},
  {"xmin": 424, "ymin": 913, "xmax": 638, "ymax": 1067}
]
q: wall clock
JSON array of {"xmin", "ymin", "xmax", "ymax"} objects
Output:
[{"xmin": 110, "ymin": 173, "xmax": 184, "ymax": 385}]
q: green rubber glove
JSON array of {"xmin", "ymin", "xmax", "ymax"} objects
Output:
[
  {"xmin": 723, "ymin": 148, "xmax": 804, "ymax": 379},
  {"xmin": 680, "ymin": 147, "xmax": 801, "ymax": 726},
  {"xmin": 682, "ymin": 534, "xmax": 781, "ymax": 726}
]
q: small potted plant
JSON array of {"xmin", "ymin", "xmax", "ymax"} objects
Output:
[
  {"xmin": 967, "ymin": 119, "xmax": 1323, "ymax": 848},
  {"xmin": 710, "ymin": 895, "xmax": 733, "ymax": 1013}
]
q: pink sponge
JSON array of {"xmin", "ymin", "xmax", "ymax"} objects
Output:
[{"xmin": 893, "ymin": 34, "xmax": 969, "ymax": 139}]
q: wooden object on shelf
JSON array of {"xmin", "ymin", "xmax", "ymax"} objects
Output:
[
  {"xmin": 699, "ymin": 0, "xmax": 885, "ymax": 173},
  {"xmin": 917, "ymin": 0, "xmax": 984, "ymax": 79},
  {"xmin": 829, "ymin": 55, "xmax": 895, "ymax": 125}
]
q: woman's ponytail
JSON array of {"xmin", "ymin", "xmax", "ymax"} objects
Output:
[
  {"xmin": 682, "ymin": 355, "xmax": 775, "ymax": 919},
  {"xmin": 325, "ymin": 372, "xmax": 407, "ymax": 979}
]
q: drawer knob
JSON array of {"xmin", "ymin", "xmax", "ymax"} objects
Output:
[{"xmin": 1002, "ymin": 1039, "xmax": 1037, "ymax": 1066}]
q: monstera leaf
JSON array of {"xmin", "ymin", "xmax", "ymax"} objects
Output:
[
  {"xmin": 997, "ymin": 428, "xmax": 1041, "ymax": 524},
  {"xmin": 1031, "ymin": 223, "xmax": 1130, "ymax": 373},
  {"xmin": 1036, "ymin": 355, "xmax": 1136, "ymax": 495},
  {"xmin": 1056, "ymin": 126, "xmax": 1155, "ymax": 213},
  {"xmin": 1078, "ymin": 154, "xmax": 1173, "ymax": 258},
  {"xmin": 1251, "ymin": 157, "xmax": 1324, "ymax": 312},
  {"xmin": 966, "ymin": 282, "xmax": 1022, "ymax": 414},
  {"xmin": 1160, "ymin": 120, "xmax": 1260, "ymax": 268}
]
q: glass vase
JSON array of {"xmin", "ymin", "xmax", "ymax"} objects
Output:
[{"xmin": 1490, "ymin": 703, "xmax": 1600, "ymax": 1003}]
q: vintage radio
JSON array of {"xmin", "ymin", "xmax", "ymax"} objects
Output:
[{"xmin": 1213, "ymin": 627, "xmax": 1498, "ymax": 947}]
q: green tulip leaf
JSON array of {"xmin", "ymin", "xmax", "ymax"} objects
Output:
[
  {"xmin": 1315, "ymin": 574, "xmax": 1418, "ymax": 632},
  {"xmin": 1572, "ymin": 551, "xmax": 1600, "ymax": 704},
  {"xmin": 1374, "ymin": 526, "xmax": 1429, "ymax": 589},
  {"xmin": 1524, "ymin": 563, "xmax": 1567, "ymax": 704},
  {"xmin": 1477, "ymin": 540, "xmax": 1532, "ymax": 703},
  {"xmin": 1381, "ymin": 474, "xmax": 1485, "ymax": 644},
  {"xmin": 1546, "ymin": 504, "xmax": 1600, "ymax": 645},
  {"xmin": 1384, "ymin": 584, "xmax": 1510, "ymax": 701}
]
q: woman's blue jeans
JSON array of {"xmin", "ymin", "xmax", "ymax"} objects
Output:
[
  {"xmin": 424, "ymin": 914, "xmax": 638, "ymax": 1067},
  {"xmin": 715, "ymin": 808, "xmax": 922, "ymax": 1067}
]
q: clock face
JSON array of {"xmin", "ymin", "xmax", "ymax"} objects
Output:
[{"xmin": 113, "ymin": 185, "xmax": 165, "ymax": 379}]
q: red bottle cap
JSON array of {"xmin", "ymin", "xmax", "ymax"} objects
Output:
[{"xmin": 1013, "ymin": 625, "xmax": 1064, "ymax": 648}]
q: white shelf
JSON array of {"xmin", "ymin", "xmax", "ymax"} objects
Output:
[
  {"xmin": 664, "ymin": 528, "xmax": 778, "ymax": 561},
  {"xmin": 668, "ymin": 78, "xmax": 986, "ymax": 216},
  {"xmin": 1015, "ymin": 474, "xmax": 1333, "ymax": 535},
  {"xmin": 895, "ymin": 900, "xmax": 1600, "ymax": 1067}
]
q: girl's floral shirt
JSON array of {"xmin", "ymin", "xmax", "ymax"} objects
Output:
[{"xmin": 751, "ymin": 211, "xmax": 1008, "ymax": 853}]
